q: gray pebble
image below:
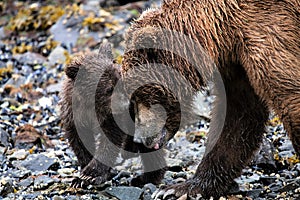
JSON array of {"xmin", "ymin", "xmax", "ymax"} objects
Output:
[{"xmin": 105, "ymin": 186, "xmax": 143, "ymax": 200}]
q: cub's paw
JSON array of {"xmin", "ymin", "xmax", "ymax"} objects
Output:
[{"xmin": 71, "ymin": 159, "xmax": 116, "ymax": 188}]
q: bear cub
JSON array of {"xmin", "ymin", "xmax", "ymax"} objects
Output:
[{"xmin": 60, "ymin": 44, "xmax": 167, "ymax": 187}]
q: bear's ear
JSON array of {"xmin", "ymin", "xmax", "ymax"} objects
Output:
[
  {"xmin": 98, "ymin": 42, "xmax": 113, "ymax": 60},
  {"xmin": 65, "ymin": 61, "xmax": 80, "ymax": 80}
]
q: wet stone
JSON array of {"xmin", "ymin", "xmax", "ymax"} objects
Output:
[
  {"xmin": 281, "ymin": 170, "xmax": 298, "ymax": 179},
  {"xmin": 4, "ymin": 169, "xmax": 31, "ymax": 179},
  {"xmin": 269, "ymin": 182, "xmax": 283, "ymax": 192},
  {"xmin": 34, "ymin": 175, "xmax": 54, "ymax": 189},
  {"xmin": 166, "ymin": 158, "xmax": 184, "ymax": 170},
  {"xmin": 4, "ymin": 75, "xmax": 27, "ymax": 88},
  {"xmin": 57, "ymin": 168, "xmax": 75, "ymax": 176},
  {"xmin": 0, "ymin": 27, "xmax": 9, "ymax": 40},
  {"xmin": 252, "ymin": 136, "xmax": 276, "ymax": 170},
  {"xmin": 105, "ymin": 186, "xmax": 143, "ymax": 200},
  {"xmin": 12, "ymin": 154, "xmax": 58, "ymax": 172},
  {"xmin": 0, "ymin": 128, "xmax": 9, "ymax": 147},
  {"xmin": 22, "ymin": 192, "xmax": 41, "ymax": 200},
  {"xmin": 13, "ymin": 52, "xmax": 47, "ymax": 66},
  {"xmin": 8, "ymin": 149, "xmax": 29, "ymax": 160},
  {"xmin": 48, "ymin": 46, "xmax": 68, "ymax": 66},
  {"xmin": 173, "ymin": 171, "xmax": 187, "ymax": 179},
  {"xmin": 278, "ymin": 179, "xmax": 300, "ymax": 193},
  {"xmin": 259, "ymin": 176, "xmax": 277, "ymax": 185},
  {"xmin": 38, "ymin": 96, "xmax": 53, "ymax": 108},
  {"xmin": 292, "ymin": 163, "xmax": 300, "ymax": 172},
  {"xmin": 18, "ymin": 176, "xmax": 34, "ymax": 188},
  {"xmin": 52, "ymin": 196, "xmax": 66, "ymax": 200},
  {"xmin": 142, "ymin": 183, "xmax": 158, "ymax": 200},
  {"xmin": 246, "ymin": 189, "xmax": 263, "ymax": 199},
  {"xmin": 0, "ymin": 178, "xmax": 14, "ymax": 197},
  {"xmin": 50, "ymin": 16, "xmax": 81, "ymax": 50},
  {"xmin": 46, "ymin": 82, "xmax": 62, "ymax": 94}
]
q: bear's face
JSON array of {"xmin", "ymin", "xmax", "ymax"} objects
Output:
[{"xmin": 133, "ymin": 102, "xmax": 172, "ymax": 150}]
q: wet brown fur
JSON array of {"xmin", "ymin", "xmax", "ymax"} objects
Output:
[
  {"xmin": 60, "ymin": 44, "xmax": 166, "ymax": 187},
  {"xmin": 60, "ymin": 46, "xmax": 124, "ymax": 185},
  {"xmin": 120, "ymin": 0, "xmax": 300, "ymax": 198}
]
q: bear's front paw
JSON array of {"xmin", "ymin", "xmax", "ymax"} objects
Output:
[
  {"xmin": 152, "ymin": 181, "xmax": 202, "ymax": 200},
  {"xmin": 71, "ymin": 158, "xmax": 117, "ymax": 188}
]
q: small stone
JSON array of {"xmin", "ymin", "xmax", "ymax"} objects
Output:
[
  {"xmin": 246, "ymin": 189, "xmax": 263, "ymax": 198},
  {"xmin": 252, "ymin": 136, "xmax": 276, "ymax": 170},
  {"xmin": 53, "ymin": 196, "xmax": 65, "ymax": 200},
  {"xmin": 173, "ymin": 171, "xmax": 187, "ymax": 179},
  {"xmin": 259, "ymin": 176, "xmax": 277, "ymax": 185},
  {"xmin": 166, "ymin": 158, "xmax": 184, "ymax": 170},
  {"xmin": 48, "ymin": 46, "xmax": 68, "ymax": 66},
  {"xmin": 34, "ymin": 175, "xmax": 54, "ymax": 189},
  {"xmin": 8, "ymin": 149, "xmax": 28, "ymax": 160},
  {"xmin": 22, "ymin": 192, "xmax": 41, "ymax": 200},
  {"xmin": 192, "ymin": 91, "xmax": 212, "ymax": 120},
  {"xmin": 57, "ymin": 168, "xmax": 75, "ymax": 176},
  {"xmin": 269, "ymin": 182, "xmax": 283, "ymax": 192},
  {"xmin": 46, "ymin": 82, "xmax": 62, "ymax": 94},
  {"xmin": 50, "ymin": 15, "xmax": 80, "ymax": 49},
  {"xmin": 0, "ymin": 128, "xmax": 9, "ymax": 147},
  {"xmin": 142, "ymin": 183, "xmax": 158, "ymax": 200},
  {"xmin": 0, "ymin": 27, "xmax": 9, "ymax": 40},
  {"xmin": 278, "ymin": 179, "xmax": 300, "ymax": 193},
  {"xmin": 174, "ymin": 177, "xmax": 186, "ymax": 183},
  {"xmin": 0, "ymin": 101, "xmax": 9, "ymax": 109},
  {"xmin": 18, "ymin": 177, "xmax": 34, "ymax": 188},
  {"xmin": 38, "ymin": 97, "xmax": 52, "ymax": 108},
  {"xmin": 13, "ymin": 154, "xmax": 58, "ymax": 172},
  {"xmin": 13, "ymin": 52, "xmax": 47, "ymax": 66},
  {"xmin": 0, "ymin": 178, "xmax": 14, "ymax": 197},
  {"xmin": 105, "ymin": 186, "xmax": 143, "ymax": 200}
]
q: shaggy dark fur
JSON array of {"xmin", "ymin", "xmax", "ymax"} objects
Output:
[
  {"xmin": 60, "ymin": 44, "xmax": 166, "ymax": 187},
  {"xmin": 61, "ymin": 0, "xmax": 300, "ymax": 198},
  {"xmin": 119, "ymin": 0, "xmax": 300, "ymax": 199}
]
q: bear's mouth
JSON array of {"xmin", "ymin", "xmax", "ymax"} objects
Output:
[{"xmin": 142, "ymin": 127, "xmax": 167, "ymax": 150}]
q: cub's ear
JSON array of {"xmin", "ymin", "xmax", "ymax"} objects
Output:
[
  {"xmin": 65, "ymin": 61, "xmax": 80, "ymax": 80},
  {"xmin": 98, "ymin": 42, "xmax": 113, "ymax": 60}
]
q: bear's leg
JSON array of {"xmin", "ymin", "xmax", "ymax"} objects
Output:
[
  {"xmin": 240, "ymin": 48, "xmax": 300, "ymax": 155},
  {"xmin": 266, "ymin": 78, "xmax": 300, "ymax": 156},
  {"xmin": 72, "ymin": 126, "xmax": 121, "ymax": 187},
  {"xmin": 281, "ymin": 106, "xmax": 300, "ymax": 156},
  {"xmin": 131, "ymin": 145, "xmax": 167, "ymax": 187},
  {"xmin": 267, "ymin": 90, "xmax": 300, "ymax": 156},
  {"xmin": 153, "ymin": 67, "xmax": 269, "ymax": 199},
  {"xmin": 65, "ymin": 125, "xmax": 94, "ymax": 169}
]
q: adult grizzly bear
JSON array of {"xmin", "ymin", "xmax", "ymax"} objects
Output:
[
  {"xmin": 118, "ymin": 0, "xmax": 300, "ymax": 199},
  {"xmin": 61, "ymin": 0, "xmax": 300, "ymax": 198}
]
